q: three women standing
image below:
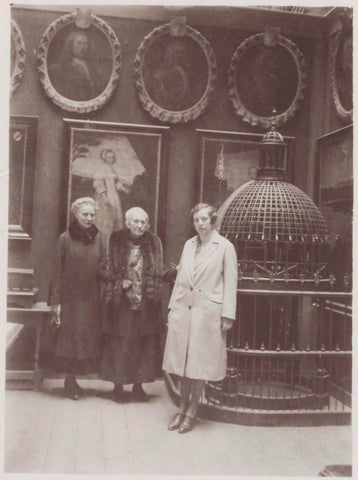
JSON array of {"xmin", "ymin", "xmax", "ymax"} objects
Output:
[
  {"xmin": 163, "ymin": 203, "xmax": 238, "ymax": 433},
  {"xmin": 43, "ymin": 198, "xmax": 238, "ymax": 434}
]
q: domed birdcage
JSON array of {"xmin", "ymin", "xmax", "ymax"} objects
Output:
[
  {"xmin": 218, "ymin": 123, "xmax": 333, "ymax": 290},
  {"xmin": 165, "ymin": 121, "xmax": 352, "ymax": 425}
]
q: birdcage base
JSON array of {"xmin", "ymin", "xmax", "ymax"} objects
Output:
[{"xmin": 206, "ymin": 381, "xmax": 329, "ymax": 410}]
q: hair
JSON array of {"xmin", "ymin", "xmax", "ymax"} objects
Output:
[
  {"xmin": 71, "ymin": 197, "xmax": 98, "ymax": 216},
  {"xmin": 125, "ymin": 207, "xmax": 149, "ymax": 228},
  {"xmin": 99, "ymin": 148, "xmax": 116, "ymax": 163},
  {"xmin": 191, "ymin": 203, "xmax": 218, "ymax": 225},
  {"xmin": 60, "ymin": 30, "xmax": 91, "ymax": 65}
]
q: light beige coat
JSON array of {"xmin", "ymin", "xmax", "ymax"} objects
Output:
[{"xmin": 163, "ymin": 230, "xmax": 238, "ymax": 381}]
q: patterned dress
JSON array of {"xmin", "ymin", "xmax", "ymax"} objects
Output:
[{"xmin": 100, "ymin": 229, "xmax": 163, "ymax": 385}]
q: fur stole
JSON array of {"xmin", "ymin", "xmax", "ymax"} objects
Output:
[
  {"xmin": 68, "ymin": 220, "xmax": 99, "ymax": 244},
  {"xmin": 105, "ymin": 228, "xmax": 163, "ymax": 305}
]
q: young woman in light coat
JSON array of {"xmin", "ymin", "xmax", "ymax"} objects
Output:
[{"xmin": 163, "ymin": 203, "xmax": 238, "ymax": 433}]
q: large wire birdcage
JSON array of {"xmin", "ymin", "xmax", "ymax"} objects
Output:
[
  {"xmin": 164, "ymin": 122, "xmax": 351, "ymax": 425},
  {"xmin": 219, "ymin": 124, "xmax": 333, "ymax": 290}
]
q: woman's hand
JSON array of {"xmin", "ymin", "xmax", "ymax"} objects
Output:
[
  {"xmin": 50, "ymin": 304, "xmax": 61, "ymax": 328},
  {"xmin": 122, "ymin": 279, "xmax": 133, "ymax": 290},
  {"xmin": 221, "ymin": 316, "xmax": 234, "ymax": 331},
  {"xmin": 169, "ymin": 262, "xmax": 178, "ymax": 270}
]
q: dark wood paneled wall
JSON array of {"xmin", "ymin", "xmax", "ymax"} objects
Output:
[{"xmin": 10, "ymin": 7, "xmax": 340, "ymax": 300}]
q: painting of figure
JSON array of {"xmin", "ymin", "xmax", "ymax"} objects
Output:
[
  {"xmin": 48, "ymin": 27, "xmax": 111, "ymax": 101},
  {"xmin": 236, "ymin": 43, "xmax": 298, "ymax": 117},
  {"xmin": 197, "ymin": 130, "xmax": 294, "ymax": 211},
  {"xmin": 144, "ymin": 35, "xmax": 207, "ymax": 111},
  {"xmin": 65, "ymin": 121, "xmax": 169, "ymax": 238}
]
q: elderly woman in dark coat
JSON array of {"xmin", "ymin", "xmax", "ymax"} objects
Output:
[
  {"xmin": 100, "ymin": 207, "xmax": 163, "ymax": 401},
  {"xmin": 42, "ymin": 197, "xmax": 107, "ymax": 400}
]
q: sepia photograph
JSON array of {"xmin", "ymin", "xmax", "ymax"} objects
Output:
[{"xmin": 3, "ymin": 2, "xmax": 354, "ymax": 478}]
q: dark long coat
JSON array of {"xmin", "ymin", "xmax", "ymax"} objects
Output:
[
  {"xmin": 43, "ymin": 223, "xmax": 107, "ymax": 374},
  {"xmin": 100, "ymin": 228, "xmax": 164, "ymax": 385}
]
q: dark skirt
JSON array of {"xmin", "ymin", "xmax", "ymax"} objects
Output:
[
  {"xmin": 100, "ymin": 310, "xmax": 162, "ymax": 385},
  {"xmin": 39, "ymin": 311, "xmax": 101, "ymax": 376}
]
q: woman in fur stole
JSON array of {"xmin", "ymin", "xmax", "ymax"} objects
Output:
[{"xmin": 100, "ymin": 207, "xmax": 163, "ymax": 401}]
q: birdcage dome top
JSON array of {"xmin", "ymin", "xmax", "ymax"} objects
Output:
[
  {"xmin": 261, "ymin": 128, "xmax": 285, "ymax": 146},
  {"xmin": 219, "ymin": 179, "xmax": 329, "ymax": 243}
]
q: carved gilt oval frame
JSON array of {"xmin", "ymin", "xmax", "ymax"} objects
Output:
[
  {"xmin": 11, "ymin": 20, "xmax": 26, "ymax": 95},
  {"xmin": 228, "ymin": 33, "xmax": 307, "ymax": 128},
  {"xmin": 134, "ymin": 23, "xmax": 217, "ymax": 123},
  {"xmin": 37, "ymin": 13, "xmax": 121, "ymax": 113},
  {"xmin": 329, "ymin": 26, "xmax": 353, "ymax": 123}
]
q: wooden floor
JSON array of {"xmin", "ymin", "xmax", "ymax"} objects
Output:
[{"xmin": 5, "ymin": 379, "xmax": 352, "ymax": 475}]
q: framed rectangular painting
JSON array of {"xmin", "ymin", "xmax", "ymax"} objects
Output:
[
  {"xmin": 196, "ymin": 129, "xmax": 295, "ymax": 209},
  {"xmin": 315, "ymin": 124, "xmax": 353, "ymax": 237},
  {"xmin": 63, "ymin": 119, "xmax": 170, "ymax": 240},
  {"xmin": 315, "ymin": 124, "xmax": 353, "ymax": 291},
  {"xmin": 9, "ymin": 115, "xmax": 38, "ymax": 239}
]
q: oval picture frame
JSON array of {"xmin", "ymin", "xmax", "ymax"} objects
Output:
[
  {"xmin": 228, "ymin": 33, "xmax": 307, "ymax": 128},
  {"xmin": 329, "ymin": 25, "xmax": 353, "ymax": 123},
  {"xmin": 11, "ymin": 20, "xmax": 26, "ymax": 95},
  {"xmin": 134, "ymin": 23, "xmax": 217, "ymax": 123},
  {"xmin": 37, "ymin": 13, "xmax": 121, "ymax": 113}
]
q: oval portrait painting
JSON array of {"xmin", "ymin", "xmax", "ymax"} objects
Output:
[
  {"xmin": 134, "ymin": 23, "xmax": 217, "ymax": 123},
  {"xmin": 48, "ymin": 26, "xmax": 111, "ymax": 102},
  {"xmin": 10, "ymin": 20, "xmax": 26, "ymax": 95},
  {"xmin": 330, "ymin": 25, "xmax": 353, "ymax": 122},
  {"xmin": 236, "ymin": 43, "xmax": 298, "ymax": 118},
  {"xmin": 38, "ymin": 13, "xmax": 121, "ymax": 112},
  {"xmin": 143, "ymin": 34, "xmax": 208, "ymax": 112},
  {"xmin": 228, "ymin": 33, "xmax": 307, "ymax": 128}
]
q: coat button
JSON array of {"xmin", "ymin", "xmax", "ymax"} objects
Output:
[
  {"xmin": 188, "ymin": 306, "xmax": 191, "ymax": 309},
  {"xmin": 190, "ymin": 287, "xmax": 193, "ymax": 291}
]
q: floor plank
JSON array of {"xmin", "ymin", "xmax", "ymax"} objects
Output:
[
  {"xmin": 4, "ymin": 379, "xmax": 352, "ymax": 476},
  {"xmin": 4, "ymin": 390, "xmax": 36, "ymax": 472},
  {"xmin": 42, "ymin": 380, "xmax": 80, "ymax": 474},
  {"xmin": 75, "ymin": 394, "xmax": 105, "ymax": 474},
  {"xmin": 8, "ymin": 389, "xmax": 58, "ymax": 473}
]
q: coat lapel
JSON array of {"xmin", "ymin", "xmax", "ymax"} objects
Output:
[
  {"xmin": 181, "ymin": 237, "xmax": 196, "ymax": 287},
  {"xmin": 193, "ymin": 230, "xmax": 220, "ymax": 275}
]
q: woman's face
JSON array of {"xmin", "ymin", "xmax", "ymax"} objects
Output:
[
  {"xmin": 75, "ymin": 204, "xmax": 96, "ymax": 229},
  {"xmin": 127, "ymin": 212, "xmax": 148, "ymax": 238},
  {"xmin": 193, "ymin": 208, "xmax": 214, "ymax": 236},
  {"xmin": 104, "ymin": 151, "xmax": 116, "ymax": 165},
  {"xmin": 72, "ymin": 34, "xmax": 88, "ymax": 59}
]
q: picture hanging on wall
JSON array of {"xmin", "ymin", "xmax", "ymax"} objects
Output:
[
  {"xmin": 329, "ymin": 12, "xmax": 353, "ymax": 123},
  {"xmin": 10, "ymin": 20, "xmax": 26, "ymax": 95},
  {"xmin": 9, "ymin": 116, "xmax": 38, "ymax": 239},
  {"xmin": 63, "ymin": 120, "xmax": 169, "ymax": 240},
  {"xmin": 228, "ymin": 30, "xmax": 307, "ymax": 128},
  {"xmin": 134, "ymin": 20, "xmax": 217, "ymax": 123},
  {"xmin": 196, "ymin": 129, "xmax": 295, "ymax": 211},
  {"xmin": 315, "ymin": 124, "xmax": 352, "ymax": 289},
  {"xmin": 37, "ymin": 10, "xmax": 121, "ymax": 113}
]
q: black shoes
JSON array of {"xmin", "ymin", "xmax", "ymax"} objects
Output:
[
  {"xmin": 113, "ymin": 384, "xmax": 125, "ymax": 402},
  {"xmin": 64, "ymin": 378, "xmax": 82, "ymax": 401},
  {"xmin": 168, "ymin": 413, "xmax": 196, "ymax": 433},
  {"xmin": 178, "ymin": 415, "xmax": 196, "ymax": 434},
  {"xmin": 168, "ymin": 413, "xmax": 185, "ymax": 431},
  {"xmin": 132, "ymin": 383, "xmax": 149, "ymax": 401}
]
